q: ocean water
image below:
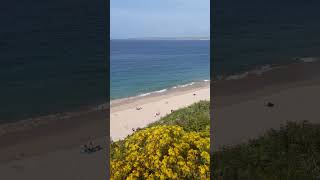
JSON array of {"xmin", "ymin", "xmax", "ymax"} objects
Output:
[
  {"xmin": 110, "ymin": 40, "xmax": 210, "ymax": 100},
  {"xmin": 0, "ymin": 0, "xmax": 105, "ymax": 122},
  {"xmin": 213, "ymin": 0, "xmax": 320, "ymax": 77}
]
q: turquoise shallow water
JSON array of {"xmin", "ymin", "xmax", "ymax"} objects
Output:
[{"xmin": 110, "ymin": 40, "xmax": 210, "ymax": 100}]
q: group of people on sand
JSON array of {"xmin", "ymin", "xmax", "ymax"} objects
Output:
[
  {"xmin": 135, "ymin": 106, "xmax": 162, "ymax": 117},
  {"xmin": 134, "ymin": 93, "xmax": 199, "ymax": 118},
  {"xmin": 80, "ymin": 141, "xmax": 102, "ymax": 154}
]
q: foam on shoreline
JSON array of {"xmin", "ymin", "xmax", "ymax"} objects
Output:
[
  {"xmin": 110, "ymin": 82, "xmax": 210, "ymax": 141},
  {"xmin": 216, "ymin": 59, "xmax": 320, "ymax": 82},
  {"xmin": 110, "ymin": 80, "xmax": 210, "ymax": 106},
  {"xmin": 296, "ymin": 56, "xmax": 319, "ymax": 63}
]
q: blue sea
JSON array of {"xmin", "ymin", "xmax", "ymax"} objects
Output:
[
  {"xmin": 3, "ymin": 0, "xmax": 320, "ymax": 123},
  {"xmin": 110, "ymin": 40, "xmax": 210, "ymax": 100},
  {"xmin": 213, "ymin": 0, "xmax": 320, "ymax": 77},
  {"xmin": 0, "ymin": 0, "xmax": 105, "ymax": 122}
]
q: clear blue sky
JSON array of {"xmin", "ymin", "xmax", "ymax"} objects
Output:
[{"xmin": 111, "ymin": 0, "xmax": 210, "ymax": 39}]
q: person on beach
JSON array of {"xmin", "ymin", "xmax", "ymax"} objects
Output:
[
  {"xmin": 81, "ymin": 144, "xmax": 90, "ymax": 153},
  {"xmin": 265, "ymin": 102, "xmax": 274, "ymax": 107},
  {"xmin": 89, "ymin": 141, "xmax": 94, "ymax": 148}
]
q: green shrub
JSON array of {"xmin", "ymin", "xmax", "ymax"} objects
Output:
[
  {"xmin": 213, "ymin": 121, "xmax": 320, "ymax": 180},
  {"xmin": 110, "ymin": 101, "xmax": 211, "ymax": 179},
  {"xmin": 149, "ymin": 100, "xmax": 210, "ymax": 132}
]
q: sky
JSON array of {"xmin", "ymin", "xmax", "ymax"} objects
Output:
[{"xmin": 111, "ymin": 0, "xmax": 210, "ymax": 39}]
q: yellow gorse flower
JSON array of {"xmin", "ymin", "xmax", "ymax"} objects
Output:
[{"xmin": 111, "ymin": 125, "xmax": 210, "ymax": 179}]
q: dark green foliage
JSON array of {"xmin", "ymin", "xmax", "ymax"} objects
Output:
[
  {"xmin": 213, "ymin": 121, "xmax": 320, "ymax": 180},
  {"xmin": 110, "ymin": 139, "xmax": 125, "ymax": 160},
  {"xmin": 148, "ymin": 100, "xmax": 210, "ymax": 132}
]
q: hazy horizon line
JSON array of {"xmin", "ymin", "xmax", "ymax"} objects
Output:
[{"xmin": 111, "ymin": 36, "xmax": 210, "ymax": 40}]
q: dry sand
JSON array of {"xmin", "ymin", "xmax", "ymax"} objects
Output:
[
  {"xmin": 213, "ymin": 62, "xmax": 320, "ymax": 149},
  {"xmin": 0, "ymin": 109, "xmax": 107, "ymax": 179},
  {"xmin": 214, "ymin": 82, "xmax": 320, "ymax": 149},
  {"xmin": 1, "ymin": 61, "xmax": 320, "ymax": 178},
  {"xmin": 0, "ymin": 81, "xmax": 209, "ymax": 179},
  {"xmin": 0, "ymin": 138, "xmax": 106, "ymax": 180},
  {"xmin": 110, "ymin": 82, "xmax": 210, "ymax": 141}
]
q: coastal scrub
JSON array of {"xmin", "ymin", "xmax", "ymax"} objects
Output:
[
  {"xmin": 111, "ymin": 125, "xmax": 210, "ymax": 179},
  {"xmin": 213, "ymin": 121, "xmax": 320, "ymax": 179},
  {"xmin": 149, "ymin": 100, "xmax": 210, "ymax": 132}
]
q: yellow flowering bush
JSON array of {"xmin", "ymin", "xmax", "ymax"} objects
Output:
[{"xmin": 111, "ymin": 125, "xmax": 210, "ymax": 180}]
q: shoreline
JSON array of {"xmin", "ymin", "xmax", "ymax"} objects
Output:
[
  {"xmin": 213, "ymin": 60, "xmax": 320, "ymax": 149},
  {"xmin": 110, "ymin": 81, "xmax": 210, "ymax": 141},
  {"xmin": 0, "ymin": 103, "xmax": 107, "ymax": 137},
  {"xmin": 0, "ymin": 81, "xmax": 211, "ymax": 163},
  {"xmin": 1, "ymin": 60, "xmax": 320, "ymax": 177},
  {"xmin": 0, "ymin": 81, "xmax": 210, "ymax": 178},
  {"xmin": 110, "ymin": 80, "xmax": 210, "ymax": 103},
  {"xmin": 1, "ymin": 60, "xmax": 319, "ymax": 141},
  {"xmin": 111, "ymin": 81, "xmax": 210, "ymax": 107},
  {"xmin": 214, "ymin": 57, "xmax": 320, "ymax": 81},
  {"xmin": 2, "ymin": 58, "xmax": 317, "ymax": 132},
  {"xmin": 1, "ymin": 60, "xmax": 319, "ymax": 143}
]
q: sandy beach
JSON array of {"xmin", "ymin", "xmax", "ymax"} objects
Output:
[
  {"xmin": 213, "ymin": 61, "xmax": 320, "ymax": 149},
  {"xmin": 0, "ymin": 81, "xmax": 209, "ymax": 179},
  {"xmin": 0, "ymin": 108, "xmax": 107, "ymax": 179},
  {"xmin": 1, "ymin": 60, "xmax": 320, "ymax": 178},
  {"xmin": 0, "ymin": 138, "xmax": 106, "ymax": 180},
  {"xmin": 110, "ymin": 82, "xmax": 210, "ymax": 141}
]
